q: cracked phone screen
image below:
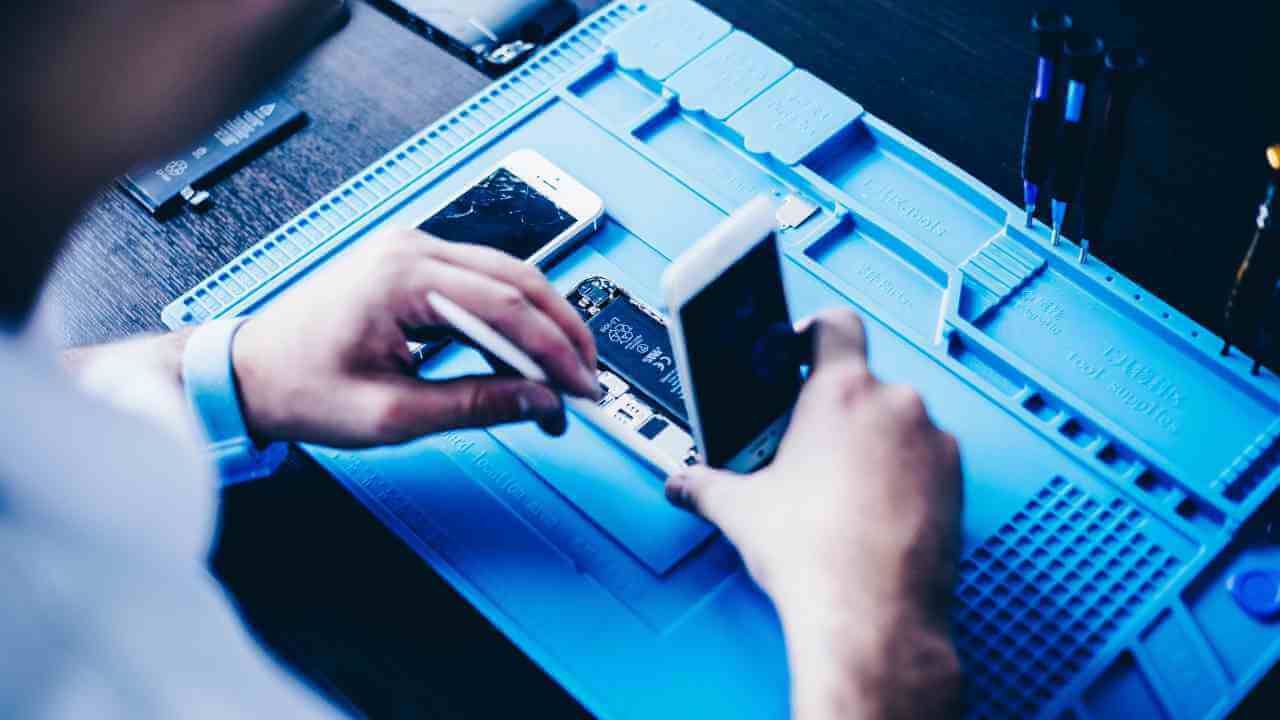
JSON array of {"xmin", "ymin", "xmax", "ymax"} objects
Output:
[{"xmin": 418, "ymin": 167, "xmax": 577, "ymax": 259}]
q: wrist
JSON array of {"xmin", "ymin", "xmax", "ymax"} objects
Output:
[
  {"xmin": 229, "ymin": 316, "xmax": 289, "ymax": 443},
  {"xmin": 778, "ymin": 591, "xmax": 960, "ymax": 720}
]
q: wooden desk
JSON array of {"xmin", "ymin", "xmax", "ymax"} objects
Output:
[{"xmin": 48, "ymin": 1, "xmax": 1279, "ymax": 716}]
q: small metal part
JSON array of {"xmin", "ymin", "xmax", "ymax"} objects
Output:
[
  {"xmin": 597, "ymin": 370, "xmax": 629, "ymax": 404},
  {"xmin": 1024, "ymin": 204, "xmax": 1036, "ymax": 228},
  {"xmin": 573, "ymin": 276, "xmax": 618, "ymax": 315},
  {"xmin": 486, "ymin": 39, "xmax": 537, "ymax": 68},
  {"xmin": 1077, "ymin": 239, "xmax": 1090, "ymax": 264},
  {"xmin": 636, "ymin": 416, "xmax": 697, "ymax": 466},
  {"xmin": 180, "ymin": 186, "xmax": 211, "ymax": 210},
  {"xmin": 776, "ymin": 194, "xmax": 819, "ymax": 230},
  {"xmin": 605, "ymin": 394, "xmax": 655, "ymax": 429},
  {"xmin": 649, "ymin": 419, "xmax": 697, "ymax": 464},
  {"xmin": 638, "ymin": 416, "xmax": 669, "ymax": 439}
]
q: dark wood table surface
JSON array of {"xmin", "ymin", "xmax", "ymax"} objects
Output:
[{"xmin": 47, "ymin": 0, "xmax": 1279, "ymax": 717}]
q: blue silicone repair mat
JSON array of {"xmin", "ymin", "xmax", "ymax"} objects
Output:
[{"xmin": 164, "ymin": 2, "xmax": 1280, "ymax": 718}]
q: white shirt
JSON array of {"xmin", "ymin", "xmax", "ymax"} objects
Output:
[{"xmin": 0, "ymin": 326, "xmax": 341, "ymax": 718}]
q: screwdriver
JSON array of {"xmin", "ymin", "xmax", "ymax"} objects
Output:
[
  {"xmin": 1049, "ymin": 31, "xmax": 1105, "ymax": 246},
  {"xmin": 1253, "ymin": 278, "xmax": 1280, "ymax": 376},
  {"xmin": 1076, "ymin": 49, "xmax": 1148, "ymax": 263},
  {"xmin": 1222, "ymin": 145, "xmax": 1280, "ymax": 357},
  {"xmin": 1021, "ymin": 9, "xmax": 1073, "ymax": 228}
]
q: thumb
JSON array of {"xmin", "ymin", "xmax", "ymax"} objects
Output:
[{"xmin": 665, "ymin": 465, "xmax": 740, "ymax": 525}]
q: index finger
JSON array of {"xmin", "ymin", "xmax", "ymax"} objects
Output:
[{"xmin": 417, "ymin": 235, "xmax": 598, "ymax": 370}]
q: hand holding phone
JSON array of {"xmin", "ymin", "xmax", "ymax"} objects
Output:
[{"xmin": 663, "ymin": 196, "xmax": 805, "ymax": 472}]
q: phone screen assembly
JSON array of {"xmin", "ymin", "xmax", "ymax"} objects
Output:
[
  {"xmin": 416, "ymin": 149, "xmax": 602, "ymax": 263},
  {"xmin": 663, "ymin": 197, "xmax": 803, "ymax": 472},
  {"xmin": 567, "ymin": 277, "xmax": 700, "ymax": 471},
  {"xmin": 418, "ymin": 166, "xmax": 577, "ymax": 259},
  {"xmin": 412, "ymin": 149, "xmax": 604, "ymax": 359},
  {"xmin": 368, "ymin": 0, "xmax": 578, "ymax": 75}
]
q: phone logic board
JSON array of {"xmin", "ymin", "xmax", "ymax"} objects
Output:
[{"xmin": 569, "ymin": 277, "xmax": 699, "ymax": 469}]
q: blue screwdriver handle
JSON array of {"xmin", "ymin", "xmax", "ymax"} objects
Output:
[
  {"xmin": 1080, "ymin": 49, "xmax": 1148, "ymax": 252},
  {"xmin": 1050, "ymin": 32, "xmax": 1105, "ymax": 206}
]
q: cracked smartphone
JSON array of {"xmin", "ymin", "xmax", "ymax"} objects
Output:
[{"xmin": 410, "ymin": 149, "xmax": 604, "ymax": 360}]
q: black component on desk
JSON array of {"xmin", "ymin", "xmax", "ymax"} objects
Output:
[
  {"xmin": 117, "ymin": 93, "xmax": 306, "ymax": 218},
  {"xmin": 1253, "ymin": 279, "xmax": 1280, "ymax": 375},
  {"xmin": 368, "ymin": 0, "xmax": 579, "ymax": 77},
  {"xmin": 1222, "ymin": 145, "xmax": 1280, "ymax": 359},
  {"xmin": 1020, "ymin": 9, "xmax": 1073, "ymax": 228},
  {"xmin": 1076, "ymin": 48, "xmax": 1148, "ymax": 263},
  {"xmin": 1048, "ymin": 31, "xmax": 1105, "ymax": 247}
]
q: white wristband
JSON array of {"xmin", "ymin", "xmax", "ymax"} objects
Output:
[{"xmin": 182, "ymin": 317, "xmax": 287, "ymax": 485}]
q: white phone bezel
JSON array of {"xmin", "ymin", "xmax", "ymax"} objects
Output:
[
  {"xmin": 662, "ymin": 196, "xmax": 793, "ymax": 473},
  {"xmin": 415, "ymin": 148, "xmax": 605, "ymax": 266}
]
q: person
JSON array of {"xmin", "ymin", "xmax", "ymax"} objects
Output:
[{"xmin": 0, "ymin": 1, "xmax": 962, "ymax": 718}]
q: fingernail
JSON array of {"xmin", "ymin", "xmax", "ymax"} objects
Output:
[
  {"xmin": 519, "ymin": 386, "xmax": 562, "ymax": 417},
  {"xmin": 578, "ymin": 365, "xmax": 602, "ymax": 399}
]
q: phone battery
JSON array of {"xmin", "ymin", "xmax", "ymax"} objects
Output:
[
  {"xmin": 117, "ymin": 93, "xmax": 306, "ymax": 216},
  {"xmin": 589, "ymin": 298, "xmax": 689, "ymax": 424}
]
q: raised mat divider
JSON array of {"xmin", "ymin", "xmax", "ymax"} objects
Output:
[{"xmin": 165, "ymin": 2, "xmax": 1280, "ymax": 719}]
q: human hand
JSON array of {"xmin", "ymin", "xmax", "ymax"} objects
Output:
[
  {"xmin": 665, "ymin": 310, "xmax": 963, "ymax": 719},
  {"xmin": 230, "ymin": 229, "xmax": 601, "ymax": 448}
]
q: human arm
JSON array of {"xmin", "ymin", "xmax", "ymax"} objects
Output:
[
  {"xmin": 63, "ymin": 228, "xmax": 601, "ymax": 448},
  {"xmin": 664, "ymin": 310, "xmax": 963, "ymax": 720}
]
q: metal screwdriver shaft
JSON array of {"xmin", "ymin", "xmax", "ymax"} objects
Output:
[
  {"xmin": 1253, "ymin": 279, "xmax": 1280, "ymax": 375},
  {"xmin": 1077, "ymin": 48, "xmax": 1148, "ymax": 263},
  {"xmin": 1049, "ymin": 32, "xmax": 1105, "ymax": 246},
  {"xmin": 1021, "ymin": 10, "xmax": 1073, "ymax": 228},
  {"xmin": 1222, "ymin": 145, "xmax": 1280, "ymax": 356}
]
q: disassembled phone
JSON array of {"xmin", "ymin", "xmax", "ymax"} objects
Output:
[
  {"xmin": 663, "ymin": 197, "xmax": 803, "ymax": 472},
  {"xmin": 368, "ymin": 0, "xmax": 578, "ymax": 76},
  {"xmin": 567, "ymin": 276, "xmax": 701, "ymax": 471},
  {"xmin": 412, "ymin": 149, "xmax": 604, "ymax": 360}
]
